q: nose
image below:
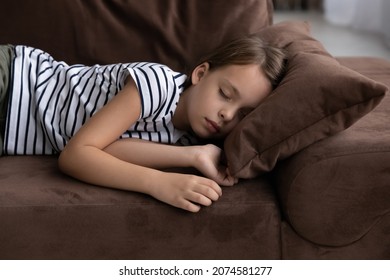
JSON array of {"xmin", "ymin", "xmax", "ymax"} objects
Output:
[{"xmin": 219, "ymin": 107, "xmax": 236, "ymax": 122}]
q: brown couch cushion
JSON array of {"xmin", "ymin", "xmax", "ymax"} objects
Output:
[
  {"xmin": 0, "ymin": 156, "xmax": 282, "ymax": 259},
  {"xmin": 224, "ymin": 21, "xmax": 388, "ymax": 178}
]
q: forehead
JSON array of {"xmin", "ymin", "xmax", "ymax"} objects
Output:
[{"xmin": 216, "ymin": 64, "xmax": 272, "ymax": 106}]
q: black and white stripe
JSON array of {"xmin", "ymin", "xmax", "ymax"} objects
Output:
[{"xmin": 4, "ymin": 46, "xmax": 188, "ymax": 155}]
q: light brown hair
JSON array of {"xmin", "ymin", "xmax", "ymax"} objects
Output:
[{"xmin": 186, "ymin": 35, "xmax": 286, "ymax": 89}]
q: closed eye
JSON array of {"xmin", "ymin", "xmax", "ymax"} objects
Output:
[{"xmin": 219, "ymin": 89, "xmax": 231, "ymax": 101}]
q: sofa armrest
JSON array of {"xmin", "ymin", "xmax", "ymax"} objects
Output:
[
  {"xmin": 272, "ymin": 58, "xmax": 390, "ymax": 246},
  {"xmin": 273, "ymin": 132, "xmax": 390, "ymax": 246}
]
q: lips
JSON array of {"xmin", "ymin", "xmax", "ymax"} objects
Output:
[{"xmin": 205, "ymin": 118, "xmax": 220, "ymax": 133}]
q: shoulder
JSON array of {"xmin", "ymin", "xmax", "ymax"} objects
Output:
[
  {"xmin": 125, "ymin": 62, "xmax": 187, "ymax": 97},
  {"xmin": 124, "ymin": 63, "xmax": 187, "ymax": 119},
  {"xmin": 128, "ymin": 62, "xmax": 185, "ymax": 81},
  {"xmin": 14, "ymin": 45, "xmax": 52, "ymax": 60}
]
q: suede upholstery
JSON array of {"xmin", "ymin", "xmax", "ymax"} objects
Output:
[
  {"xmin": 0, "ymin": 0, "xmax": 272, "ymax": 72},
  {"xmin": 275, "ymin": 57, "xmax": 390, "ymax": 258},
  {"xmin": 0, "ymin": 156, "xmax": 281, "ymax": 259},
  {"xmin": 0, "ymin": 0, "xmax": 389, "ymax": 259}
]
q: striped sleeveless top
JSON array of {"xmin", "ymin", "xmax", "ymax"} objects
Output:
[{"xmin": 3, "ymin": 46, "xmax": 189, "ymax": 155}]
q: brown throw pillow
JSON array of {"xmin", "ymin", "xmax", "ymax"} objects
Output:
[{"xmin": 224, "ymin": 21, "xmax": 387, "ymax": 178}]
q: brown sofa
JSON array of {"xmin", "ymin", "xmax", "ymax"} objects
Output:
[{"xmin": 0, "ymin": 0, "xmax": 389, "ymax": 260}]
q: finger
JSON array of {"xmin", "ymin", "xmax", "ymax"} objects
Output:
[
  {"xmin": 186, "ymin": 175, "xmax": 222, "ymax": 196},
  {"xmin": 227, "ymin": 174, "xmax": 239, "ymax": 185},
  {"xmin": 226, "ymin": 167, "xmax": 239, "ymax": 183},
  {"xmin": 223, "ymin": 168, "xmax": 239, "ymax": 185},
  {"xmin": 187, "ymin": 191, "xmax": 213, "ymax": 206},
  {"xmin": 226, "ymin": 166, "xmax": 232, "ymax": 177},
  {"xmin": 200, "ymin": 177, "xmax": 222, "ymax": 197},
  {"xmin": 212, "ymin": 169, "xmax": 235, "ymax": 186},
  {"xmin": 218, "ymin": 175, "xmax": 234, "ymax": 186},
  {"xmin": 186, "ymin": 182, "xmax": 220, "ymax": 203},
  {"xmin": 198, "ymin": 184, "xmax": 221, "ymax": 201},
  {"xmin": 179, "ymin": 199, "xmax": 202, "ymax": 213}
]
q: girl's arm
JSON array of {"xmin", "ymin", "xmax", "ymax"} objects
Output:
[
  {"xmin": 58, "ymin": 78, "xmax": 222, "ymax": 213},
  {"xmin": 104, "ymin": 139, "xmax": 237, "ymax": 186}
]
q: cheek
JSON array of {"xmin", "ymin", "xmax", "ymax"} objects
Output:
[{"xmin": 199, "ymin": 94, "xmax": 218, "ymax": 113}]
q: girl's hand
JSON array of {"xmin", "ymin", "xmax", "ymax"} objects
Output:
[
  {"xmin": 193, "ymin": 144, "xmax": 238, "ymax": 186},
  {"xmin": 149, "ymin": 172, "xmax": 222, "ymax": 213}
]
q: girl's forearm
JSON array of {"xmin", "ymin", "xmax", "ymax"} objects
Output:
[
  {"xmin": 103, "ymin": 139, "xmax": 235, "ymax": 187},
  {"xmin": 103, "ymin": 138, "xmax": 198, "ymax": 169},
  {"xmin": 58, "ymin": 144, "xmax": 162, "ymax": 195}
]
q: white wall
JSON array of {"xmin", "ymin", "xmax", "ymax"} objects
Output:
[{"xmin": 324, "ymin": 0, "xmax": 390, "ymax": 46}]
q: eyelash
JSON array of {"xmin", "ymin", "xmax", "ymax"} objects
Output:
[
  {"xmin": 219, "ymin": 88, "xmax": 252, "ymax": 119},
  {"xmin": 219, "ymin": 89, "xmax": 231, "ymax": 101}
]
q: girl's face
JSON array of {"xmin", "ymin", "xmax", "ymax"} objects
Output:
[{"xmin": 175, "ymin": 62, "xmax": 272, "ymax": 139}]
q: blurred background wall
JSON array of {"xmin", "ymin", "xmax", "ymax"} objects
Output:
[
  {"xmin": 272, "ymin": 0, "xmax": 390, "ymax": 59},
  {"xmin": 323, "ymin": 0, "xmax": 390, "ymax": 46}
]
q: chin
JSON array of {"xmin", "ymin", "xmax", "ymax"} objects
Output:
[{"xmin": 191, "ymin": 122, "xmax": 226, "ymax": 139}]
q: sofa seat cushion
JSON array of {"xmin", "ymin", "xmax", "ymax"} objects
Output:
[
  {"xmin": 274, "ymin": 57, "xmax": 390, "ymax": 247},
  {"xmin": 0, "ymin": 156, "xmax": 281, "ymax": 259}
]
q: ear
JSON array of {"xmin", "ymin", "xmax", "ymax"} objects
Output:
[{"xmin": 191, "ymin": 62, "xmax": 210, "ymax": 85}]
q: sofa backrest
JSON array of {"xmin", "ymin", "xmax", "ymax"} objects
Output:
[{"xmin": 1, "ymin": 0, "xmax": 273, "ymax": 73}]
